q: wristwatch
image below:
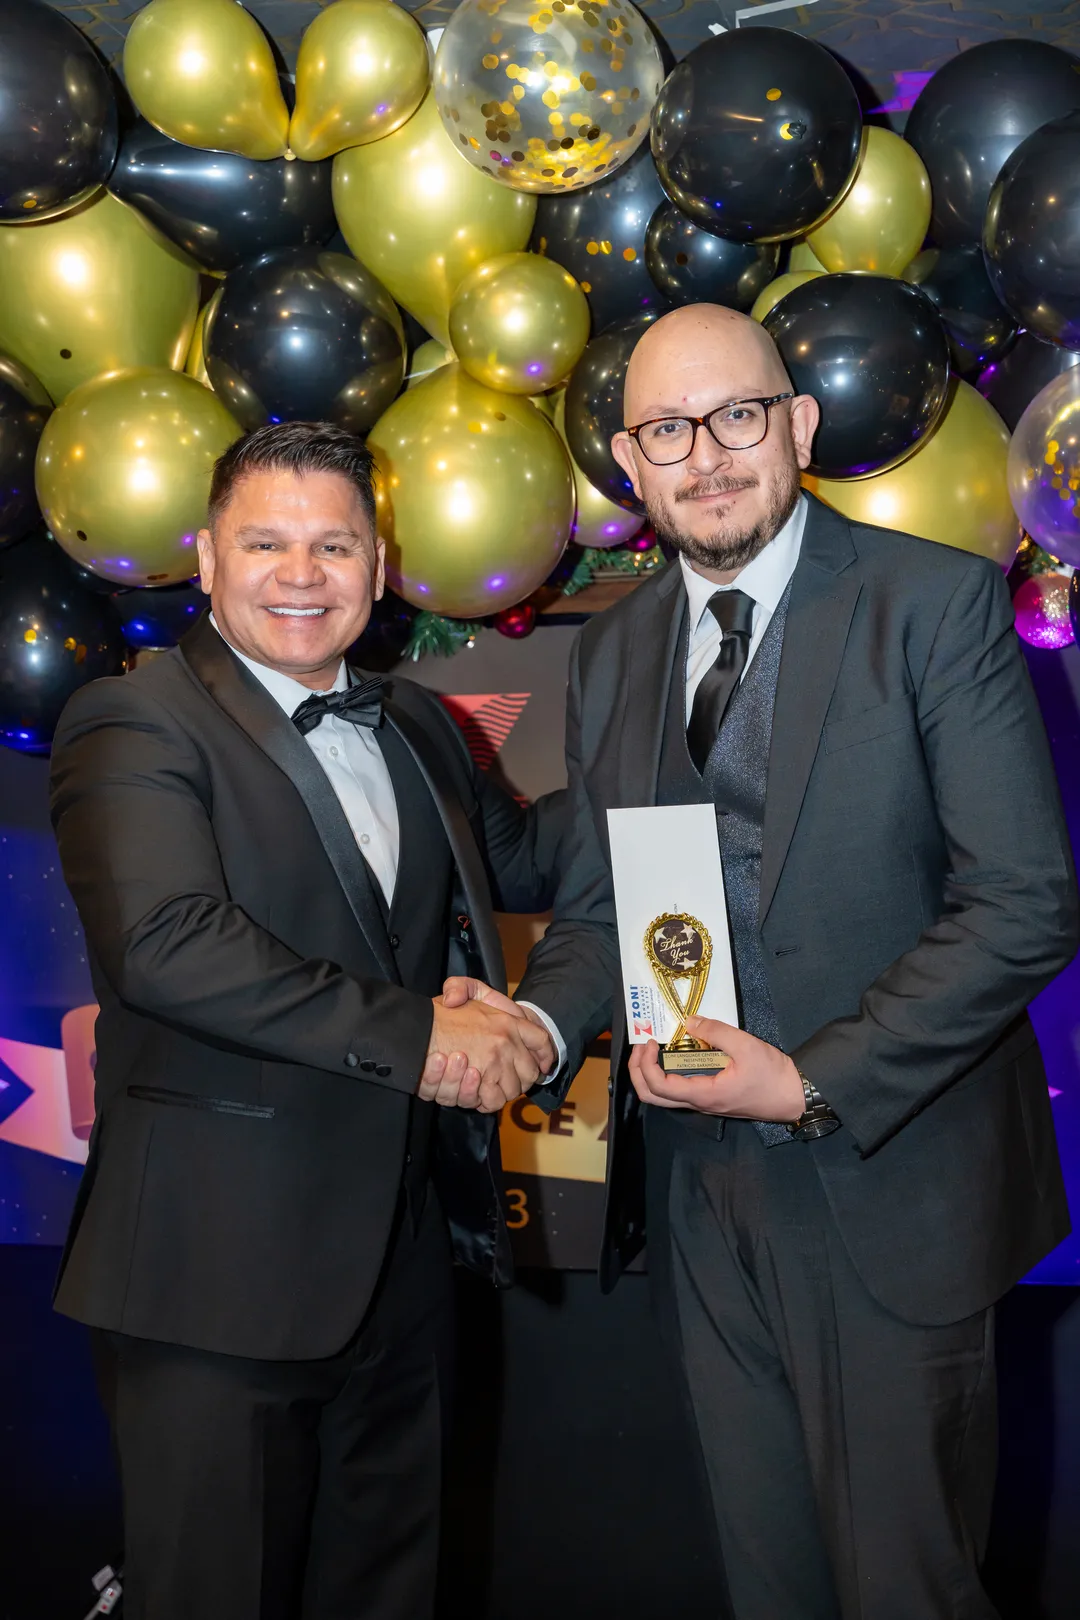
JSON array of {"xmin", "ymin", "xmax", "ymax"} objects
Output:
[{"xmin": 788, "ymin": 1068, "xmax": 840, "ymax": 1141}]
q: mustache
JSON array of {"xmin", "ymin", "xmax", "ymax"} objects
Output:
[{"xmin": 674, "ymin": 476, "xmax": 758, "ymax": 503}]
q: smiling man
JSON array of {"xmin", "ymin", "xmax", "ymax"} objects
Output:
[
  {"xmin": 49, "ymin": 421, "xmax": 561, "ymax": 1620},
  {"xmin": 450, "ymin": 304, "xmax": 1078, "ymax": 1617}
]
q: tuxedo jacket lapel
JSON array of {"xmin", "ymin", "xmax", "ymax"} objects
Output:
[
  {"xmin": 760, "ymin": 497, "xmax": 861, "ymax": 923},
  {"xmin": 179, "ymin": 616, "xmax": 399, "ymax": 982},
  {"xmin": 616, "ymin": 561, "xmax": 687, "ymax": 809}
]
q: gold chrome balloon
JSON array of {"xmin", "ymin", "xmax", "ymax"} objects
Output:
[
  {"xmin": 0, "ymin": 192, "xmax": 200, "ymax": 402},
  {"xmin": 449, "ymin": 251, "xmax": 589, "ymax": 394},
  {"xmin": 36, "ymin": 367, "xmax": 241, "ymax": 586},
  {"xmin": 750, "ymin": 270, "xmax": 824, "ymax": 324},
  {"xmin": 333, "ymin": 91, "xmax": 536, "ymax": 347},
  {"xmin": 290, "ymin": 0, "xmax": 430, "ymax": 161},
  {"xmin": 405, "ymin": 339, "xmax": 453, "ymax": 390},
  {"xmin": 553, "ymin": 390, "xmax": 642, "ymax": 548},
  {"xmin": 807, "ymin": 128, "xmax": 931, "ymax": 277},
  {"xmin": 123, "ymin": 0, "xmax": 289, "ymax": 161},
  {"xmin": 806, "ymin": 380, "xmax": 1019, "ymax": 566},
  {"xmin": 185, "ymin": 288, "xmax": 223, "ymax": 388},
  {"xmin": 433, "ymin": 0, "xmax": 664, "ymax": 195},
  {"xmin": 788, "ymin": 240, "xmax": 828, "ymax": 273},
  {"xmin": 368, "ymin": 362, "xmax": 573, "ymax": 615}
]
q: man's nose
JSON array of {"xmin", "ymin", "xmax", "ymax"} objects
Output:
[
  {"xmin": 685, "ymin": 421, "xmax": 734, "ymax": 478},
  {"xmin": 276, "ymin": 547, "xmax": 325, "ymax": 586}
]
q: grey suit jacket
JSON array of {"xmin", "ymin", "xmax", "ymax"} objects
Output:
[{"xmin": 517, "ymin": 494, "xmax": 1079, "ymax": 1323}]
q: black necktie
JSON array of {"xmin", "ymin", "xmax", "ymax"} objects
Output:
[
  {"xmin": 291, "ymin": 675, "xmax": 384, "ymax": 737},
  {"xmin": 686, "ymin": 589, "xmax": 755, "ymax": 774}
]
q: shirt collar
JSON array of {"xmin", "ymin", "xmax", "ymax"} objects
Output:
[
  {"xmin": 679, "ymin": 493, "xmax": 807, "ymax": 638},
  {"xmin": 209, "ymin": 613, "xmax": 348, "ymax": 719}
]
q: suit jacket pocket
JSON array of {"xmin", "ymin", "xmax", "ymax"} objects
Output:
[
  {"xmin": 128, "ymin": 1085, "xmax": 275, "ymax": 1120},
  {"xmin": 824, "ymin": 691, "xmax": 915, "ymax": 753}
]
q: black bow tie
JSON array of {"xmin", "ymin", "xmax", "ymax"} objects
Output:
[{"xmin": 291, "ymin": 676, "xmax": 384, "ymax": 737}]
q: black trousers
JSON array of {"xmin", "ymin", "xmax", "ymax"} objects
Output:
[
  {"xmin": 645, "ymin": 1111, "xmax": 999, "ymax": 1620},
  {"xmin": 93, "ymin": 1186, "xmax": 454, "ymax": 1620}
]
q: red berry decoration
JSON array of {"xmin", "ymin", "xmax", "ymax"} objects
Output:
[{"xmin": 494, "ymin": 603, "xmax": 536, "ymax": 638}]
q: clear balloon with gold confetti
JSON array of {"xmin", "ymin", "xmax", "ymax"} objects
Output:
[
  {"xmin": 1007, "ymin": 368, "xmax": 1080, "ymax": 567},
  {"xmin": 433, "ymin": 0, "xmax": 664, "ymax": 195}
]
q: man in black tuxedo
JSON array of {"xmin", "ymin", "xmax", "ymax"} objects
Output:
[
  {"xmin": 449, "ymin": 306, "xmax": 1078, "ymax": 1617},
  {"xmin": 49, "ymin": 421, "xmax": 561, "ymax": 1620}
]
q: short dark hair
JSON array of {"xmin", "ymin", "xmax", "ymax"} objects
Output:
[{"xmin": 207, "ymin": 421, "xmax": 377, "ymax": 531}]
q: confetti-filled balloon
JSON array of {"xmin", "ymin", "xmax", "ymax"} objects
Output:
[
  {"xmin": 0, "ymin": 531, "xmax": 127, "ymax": 754},
  {"xmin": 651, "ymin": 28, "xmax": 862, "ymax": 243},
  {"xmin": 645, "ymin": 202, "xmax": 779, "ymax": 310},
  {"xmin": 368, "ymin": 363, "xmax": 573, "ymax": 617},
  {"xmin": 449, "ymin": 251, "xmax": 590, "ymax": 394},
  {"xmin": 1013, "ymin": 573, "xmax": 1075, "ymax": 649},
  {"xmin": 0, "ymin": 355, "xmax": 51, "ymax": 547},
  {"xmin": 123, "ymin": 0, "xmax": 289, "ymax": 161},
  {"xmin": 333, "ymin": 91, "xmax": 536, "ymax": 348},
  {"xmin": 805, "ymin": 129, "xmax": 930, "ymax": 278},
  {"xmin": 290, "ymin": 0, "xmax": 430, "ymax": 160},
  {"xmin": 36, "ymin": 368, "xmax": 241, "ymax": 587},
  {"xmin": 433, "ymin": 0, "xmax": 663, "ymax": 195},
  {"xmin": 1007, "ymin": 368, "xmax": 1080, "ymax": 567},
  {"xmin": 807, "ymin": 380, "xmax": 1018, "ymax": 566},
  {"xmin": 0, "ymin": 191, "xmax": 200, "ymax": 403}
]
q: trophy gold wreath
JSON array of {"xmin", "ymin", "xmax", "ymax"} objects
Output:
[{"xmin": 643, "ymin": 912, "xmax": 729, "ymax": 1075}]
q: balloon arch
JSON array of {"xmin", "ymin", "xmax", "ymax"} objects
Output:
[{"xmin": 2, "ymin": 0, "xmax": 1080, "ymax": 753}]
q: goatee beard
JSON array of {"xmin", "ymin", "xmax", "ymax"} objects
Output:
[{"xmin": 647, "ymin": 463, "xmax": 801, "ymax": 573}]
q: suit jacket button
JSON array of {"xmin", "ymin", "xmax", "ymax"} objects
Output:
[
  {"xmin": 345, "ymin": 1053, "xmax": 359, "ymax": 1068},
  {"xmin": 389, "ymin": 934, "xmax": 401, "ymax": 949},
  {"xmin": 376, "ymin": 1063, "xmax": 392, "ymax": 1077},
  {"xmin": 607, "ymin": 1075, "xmax": 615, "ymax": 1097},
  {"xmin": 360, "ymin": 1060, "xmax": 376, "ymax": 1073}
]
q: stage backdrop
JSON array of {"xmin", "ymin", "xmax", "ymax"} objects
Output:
[{"xmin": 2, "ymin": 616, "xmax": 1079, "ymax": 1283}]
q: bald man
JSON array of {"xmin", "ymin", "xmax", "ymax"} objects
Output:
[{"xmin": 447, "ymin": 306, "xmax": 1077, "ymax": 1618}]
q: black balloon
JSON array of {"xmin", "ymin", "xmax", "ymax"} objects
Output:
[
  {"xmin": 650, "ymin": 28, "xmax": 861, "ymax": 244},
  {"xmin": 0, "ymin": 532, "xmax": 126, "ymax": 755},
  {"xmin": 111, "ymin": 581, "xmax": 205, "ymax": 649},
  {"xmin": 762, "ymin": 275, "xmax": 951, "ymax": 479},
  {"xmin": 109, "ymin": 119, "xmax": 336, "ymax": 276},
  {"xmin": 907, "ymin": 246, "xmax": 1016, "ymax": 379},
  {"xmin": 905, "ymin": 41, "xmax": 1080, "ymax": 250},
  {"xmin": 205, "ymin": 248, "xmax": 406, "ymax": 433},
  {"xmin": 0, "ymin": 0, "xmax": 117, "ymax": 223},
  {"xmin": 0, "ymin": 355, "xmax": 51, "ymax": 547},
  {"xmin": 531, "ymin": 144, "xmax": 668, "ymax": 332},
  {"xmin": 564, "ymin": 313, "xmax": 660, "ymax": 512},
  {"xmin": 645, "ymin": 201, "xmax": 779, "ymax": 310},
  {"xmin": 983, "ymin": 111, "xmax": 1080, "ymax": 348},
  {"xmin": 977, "ymin": 332, "xmax": 1080, "ymax": 432}
]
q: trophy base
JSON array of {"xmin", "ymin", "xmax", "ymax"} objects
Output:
[{"xmin": 661, "ymin": 1048, "xmax": 730, "ymax": 1076}]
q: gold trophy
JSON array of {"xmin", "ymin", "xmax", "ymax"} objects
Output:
[{"xmin": 644, "ymin": 912, "xmax": 730, "ymax": 1075}]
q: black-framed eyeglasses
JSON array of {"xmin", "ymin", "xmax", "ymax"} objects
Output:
[{"xmin": 625, "ymin": 393, "xmax": 795, "ymax": 466}]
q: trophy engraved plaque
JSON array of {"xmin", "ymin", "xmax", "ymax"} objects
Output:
[{"xmin": 643, "ymin": 912, "xmax": 730, "ymax": 1075}]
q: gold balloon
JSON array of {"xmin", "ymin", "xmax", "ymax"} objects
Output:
[
  {"xmin": 553, "ymin": 390, "xmax": 642, "ymax": 549},
  {"xmin": 449, "ymin": 251, "xmax": 589, "ymax": 394},
  {"xmin": 333, "ymin": 91, "xmax": 536, "ymax": 347},
  {"xmin": 185, "ymin": 288, "xmax": 223, "ymax": 388},
  {"xmin": 806, "ymin": 380, "xmax": 1019, "ymax": 566},
  {"xmin": 0, "ymin": 192, "xmax": 200, "ymax": 402},
  {"xmin": 36, "ymin": 367, "xmax": 241, "ymax": 586},
  {"xmin": 432, "ymin": 0, "xmax": 664, "ymax": 195},
  {"xmin": 368, "ymin": 362, "xmax": 573, "ymax": 615},
  {"xmin": 788, "ymin": 240, "xmax": 828, "ymax": 273},
  {"xmin": 750, "ymin": 270, "xmax": 824, "ymax": 324},
  {"xmin": 406, "ymin": 339, "xmax": 453, "ymax": 390},
  {"xmin": 807, "ymin": 129, "xmax": 931, "ymax": 277},
  {"xmin": 290, "ymin": 0, "xmax": 430, "ymax": 161},
  {"xmin": 123, "ymin": 0, "xmax": 289, "ymax": 161}
]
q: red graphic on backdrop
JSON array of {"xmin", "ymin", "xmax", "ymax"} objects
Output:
[{"xmin": 439, "ymin": 693, "xmax": 530, "ymax": 771}]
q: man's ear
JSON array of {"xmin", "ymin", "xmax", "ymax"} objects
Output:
[
  {"xmin": 789, "ymin": 396, "xmax": 820, "ymax": 471},
  {"xmin": 196, "ymin": 528, "xmax": 215, "ymax": 594},
  {"xmin": 610, "ymin": 432, "xmax": 643, "ymax": 501},
  {"xmin": 373, "ymin": 535, "xmax": 386, "ymax": 602}
]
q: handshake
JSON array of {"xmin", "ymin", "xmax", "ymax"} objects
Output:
[{"xmin": 420, "ymin": 976, "xmax": 557, "ymax": 1114}]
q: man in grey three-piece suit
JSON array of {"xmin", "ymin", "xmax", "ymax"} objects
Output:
[{"xmin": 446, "ymin": 306, "xmax": 1078, "ymax": 1618}]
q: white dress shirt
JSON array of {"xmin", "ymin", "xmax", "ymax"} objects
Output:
[
  {"xmin": 211, "ymin": 618, "xmax": 400, "ymax": 906},
  {"xmin": 529, "ymin": 497, "xmax": 808, "ymax": 1079}
]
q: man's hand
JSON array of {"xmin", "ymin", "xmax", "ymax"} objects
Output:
[
  {"xmin": 423, "ymin": 992, "xmax": 555, "ymax": 1114},
  {"xmin": 628, "ymin": 1017, "xmax": 805, "ymax": 1121}
]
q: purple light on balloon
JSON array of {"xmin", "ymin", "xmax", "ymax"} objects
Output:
[
  {"xmin": 487, "ymin": 575, "xmax": 506, "ymax": 591},
  {"xmin": 376, "ymin": 103, "xmax": 389, "ymax": 115},
  {"xmin": 602, "ymin": 521, "xmax": 622, "ymax": 536},
  {"xmin": 526, "ymin": 362, "xmax": 543, "ymax": 376},
  {"xmin": 1013, "ymin": 573, "xmax": 1076, "ymax": 649}
]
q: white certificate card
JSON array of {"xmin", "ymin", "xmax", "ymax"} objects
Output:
[{"xmin": 607, "ymin": 804, "xmax": 738, "ymax": 1045}]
